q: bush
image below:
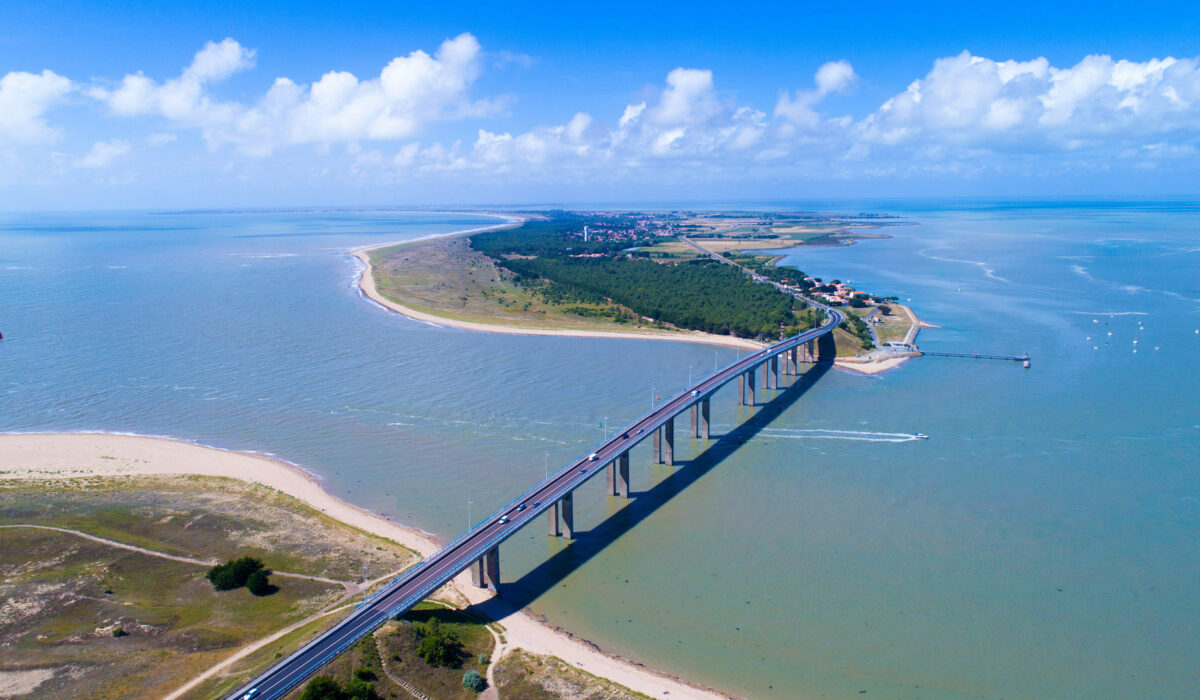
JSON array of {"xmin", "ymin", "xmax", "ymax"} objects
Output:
[
  {"xmin": 300, "ymin": 676, "xmax": 346, "ymax": 700},
  {"xmin": 246, "ymin": 568, "xmax": 276, "ymax": 596},
  {"xmin": 417, "ymin": 634, "xmax": 453, "ymax": 667},
  {"xmin": 462, "ymin": 669, "xmax": 487, "ymax": 692},
  {"xmin": 206, "ymin": 556, "xmax": 265, "ymax": 591},
  {"xmin": 111, "ymin": 626, "xmax": 127, "ymax": 637},
  {"xmin": 345, "ymin": 678, "xmax": 380, "ymax": 700}
]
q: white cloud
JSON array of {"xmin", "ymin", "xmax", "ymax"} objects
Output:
[
  {"xmin": 775, "ymin": 60, "xmax": 858, "ymax": 130},
  {"xmin": 91, "ymin": 38, "xmax": 255, "ymax": 124},
  {"xmin": 814, "ymin": 60, "xmax": 857, "ymax": 95},
  {"xmin": 259, "ymin": 32, "xmax": 491, "ymax": 147},
  {"xmin": 90, "ymin": 34, "xmax": 498, "ymax": 156},
  {"xmin": 0, "ymin": 69, "xmax": 74, "ymax": 144},
  {"xmin": 74, "ymin": 139, "xmax": 131, "ymax": 168},
  {"xmin": 13, "ymin": 41, "xmax": 1200, "ymax": 193},
  {"xmin": 650, "ymin": 68, "xmax": 718, "ymax": 125},
  {"xmin": 859, "ymin": 51, "xmax": 1200, "ymax": 149}
]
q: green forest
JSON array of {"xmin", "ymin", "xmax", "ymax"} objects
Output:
[{"xmin": 470, "ymin": 216, "xmax": 809, "ymax": 339}]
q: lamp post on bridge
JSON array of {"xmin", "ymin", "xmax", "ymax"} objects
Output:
[{"xmin": 467, "ymin": 495, "xmax": 473, "ymax": 532}]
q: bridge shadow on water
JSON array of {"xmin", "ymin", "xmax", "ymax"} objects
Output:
[{"xmin": 466, "ymin": 335, "xmax": 836, "ymax": 623}]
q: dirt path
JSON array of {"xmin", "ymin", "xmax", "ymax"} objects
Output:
[{"xmin": 0, "ymin": 523, "xmax": 350, "ymax": 589}]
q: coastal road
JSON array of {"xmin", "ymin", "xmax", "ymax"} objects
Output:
[{"xmin": 228, "ymin": 282, "xmax": 843, "ymax": 700}]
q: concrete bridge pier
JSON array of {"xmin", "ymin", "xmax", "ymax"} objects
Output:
[
  {"xmin": 746, "ymin": 369, "xmax": 756, "ymax": 406},
  {"xmin": 471, "ymin": 556, "xmax": 485, "ymax": 588},
  {"xmin": 690, "ymin": 404, "xmax": 699, "ymax": 437},
  {"xmin": 470, "ymin": 547, "xmax": 500, "ymax": 591},
  {"xmin": 616, "ymin": 452, "xmax": 629, "ymax": 497},
  {"xmin": 652, "ymin": 427, "xmax": 662, "ymax": 463},
  {"xmin": 485, "ymin": 547, "xmax": 500, "ymax": 591},
  {"xmin": 547, "ymin": 500, "xmax": 561, "ymax": 536},
  {"xmin": 737, "ymin": 374, "xmax": 745, "ymax": 405},
  {"xmin": 806, "ymin": 339, "xmax": 815, "ymax": 363},
  {"xmin": 559, "ymin": 492, "xmax": 574, "ymax": 539},
  {"xmin": 663, "ymin": 417, "xmax": 675, "ymax": 466},
  {"xmin": 700, "ymin": 399, "xmax": 710, "ymax": 439},
  {"xmin": 769, "ymin": 356, "xmax": 779, "ymax": 389}
]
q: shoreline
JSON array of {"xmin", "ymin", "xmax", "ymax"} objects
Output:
[
  {"xmin": 352, "ymin": 221, "xmax": 764, "ymax": 351},
  {"xmin": 0, "ymin": 432, "xmax": 730, "ymax": 700},
  {"xmin": 833, "ymin": 304, "xmax": 936, "ymax": 375}
]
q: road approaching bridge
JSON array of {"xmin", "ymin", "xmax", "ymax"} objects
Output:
[{"xmin": 228, "ymin": 267, "xmax": 843, "ymax": 700}]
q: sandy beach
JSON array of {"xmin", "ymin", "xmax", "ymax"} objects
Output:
[
  {"xmin": 352, "ymin": 226, "xmax": 764, "ymax": 352},
  {"xmin": 0, "ymin": 432, "xmax": 728, "ymax": 700}
]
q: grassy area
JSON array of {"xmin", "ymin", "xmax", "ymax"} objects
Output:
[
  {"xmin": 874, "ymin": 303, "xmax": 916, "ymax": 345},
  {"xmin": 0, "ymin": 475, "xmax": 416, "ymax": 582},
  {"xmin": 193, "ymin": 607, "xmax": 355, "ymax": 700},
  {"xmin": 493, "ymin": 649, "xmax": 651, "ymax": 700},
  {"xmin": 0, "ymin": 476, "xmax": 418, "ymax": 699},
  {"xmin": 283, "ymin": 601, "xmax": 495, "ymax": 699},
  {"xmin": 287, "ymin": 600, "xmax": 654, "ymax": 700},
  {"xmin": 376, "ymin": 603, "xmax": 494, "ymax": 699},
  {"xmin": 0, "ymin": 527, "xmax": 342, "ymax": 699},
  {"xmin": 369, "ymin": 236, "xmax": 672, "ymax": 334}
]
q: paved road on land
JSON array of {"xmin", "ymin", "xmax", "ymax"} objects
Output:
[{"xmin": 228, "ymin": 260, "xmax": 843, "ymax": 700}]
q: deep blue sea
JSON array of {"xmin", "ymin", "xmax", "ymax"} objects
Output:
[{"xmin": 1, "ymin": 203, "xmax": 1197, "ymax": 698}]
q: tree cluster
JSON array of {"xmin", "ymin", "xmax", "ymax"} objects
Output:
[
  {"xmin": 412, "ymin": 617, "xmax": 463, "ymax": 668},
  {"xmin": 840, "ymin": 314, "xmax": 875, "ymax": 350},
  {"xmin": 299, "ymin": 675, "xmax": 380, "ymax": 700},
  {"xmin": 205, "ymin": 556, "xmax": 275, "ymax": 596}
]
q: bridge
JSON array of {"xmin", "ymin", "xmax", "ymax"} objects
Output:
[{"xmin": 228, "ymin": 263, "xmax": 844, "ymax": 700}]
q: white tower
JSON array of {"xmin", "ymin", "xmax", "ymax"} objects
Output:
[{"xmin": 583, "ymin": 225, "xmax": 589, "ymax": 242}]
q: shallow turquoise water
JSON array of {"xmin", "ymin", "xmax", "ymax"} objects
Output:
[{"xmin": 1, "ymin": 203, "xmax": 1197, "ymax": 698}]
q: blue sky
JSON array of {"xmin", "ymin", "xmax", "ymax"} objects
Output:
[{"xmin": 3, "ymin": 1, "xmax": 1200, "ymax": 209}]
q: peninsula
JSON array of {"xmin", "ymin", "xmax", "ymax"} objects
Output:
[{"xmin": 361, "ymin": 210, "xmax": 930, "ymax": 373}]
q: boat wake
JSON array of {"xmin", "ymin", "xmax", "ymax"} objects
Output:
[{"xmin": 760, "ymin": 428, "xmax": 924, "ymax": 443}]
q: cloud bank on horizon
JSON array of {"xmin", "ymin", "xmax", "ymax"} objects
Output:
[{"xmin": 3, "ymin": 32, "xmax": 1199, "ymax": 200}]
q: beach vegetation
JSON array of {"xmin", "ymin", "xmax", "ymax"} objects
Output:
[
  {"xmin": 493, "ymin": 648, "xmax": 651, "ymax": 699},
  {"xmin": 246, "ymin": 567, "xmax": 277, "ymax": 596},
  {"xmin": 413, "ymin": 616, "xmax": 462, "ymax": 667},
  {"xmin": 206, "ymin": 555, "xmax": 266, "ymax": 591},
  {"xmin": 0, "ymin": 475, "xmax": 415, "ymax": 699},
  {"xmin": 462, "ymin": 669, "xmax": 486, "ymax": 692},
  {"xmin": 300, "ymin": 676, "xmax": 346, "ymax": 699},
  {"xmin": 374, "ymin": 604, "xmax": 494, "ymax": 698}
]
